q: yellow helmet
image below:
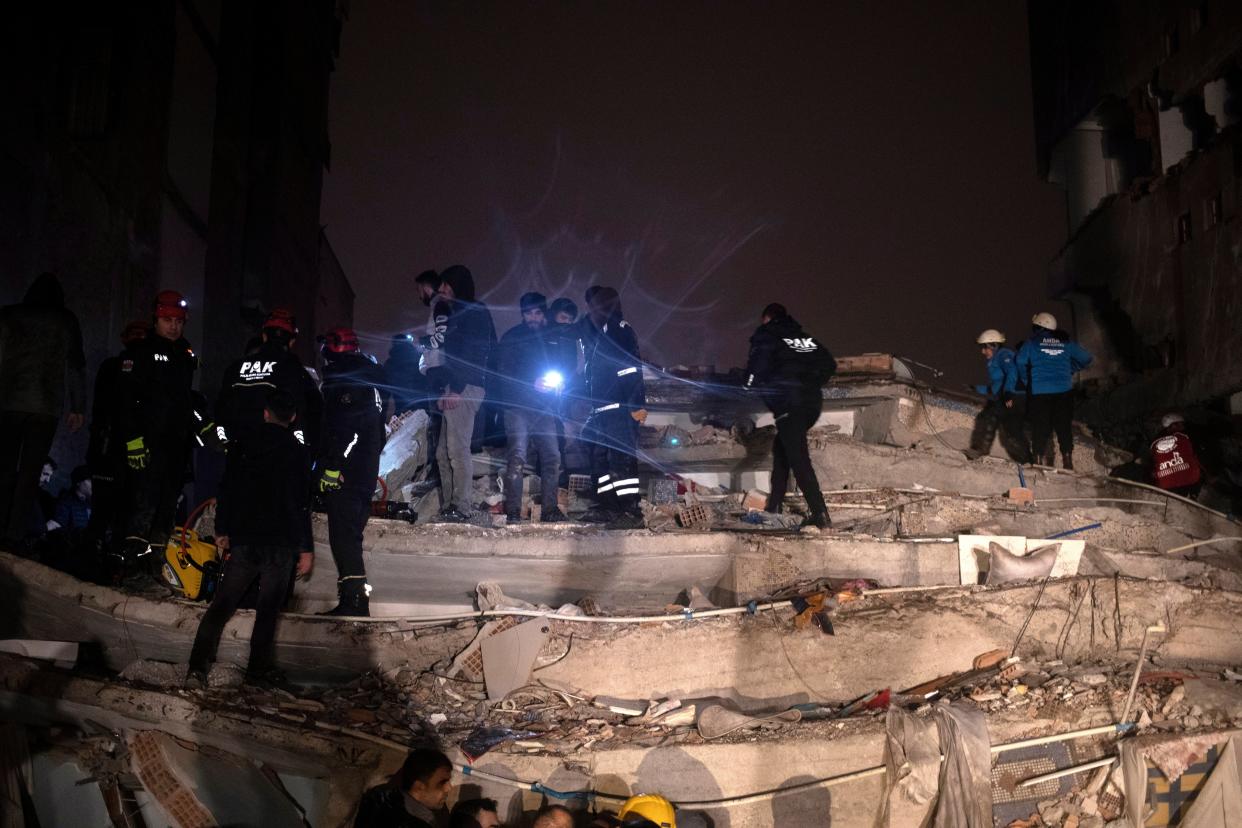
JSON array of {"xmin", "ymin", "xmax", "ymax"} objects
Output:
[{"xmin": 618, "ymin": 794, "xmax": 676, "ymax": 827}]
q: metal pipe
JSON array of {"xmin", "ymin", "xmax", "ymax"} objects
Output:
[
  {"xmin": 1019, "ymin": 756, "xmax": 1116, "ymax": 787},
  {"xmin": 1044, "ymin": 522, "xmax": 1102, "ymax": 539}
]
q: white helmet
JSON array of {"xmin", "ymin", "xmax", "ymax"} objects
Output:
[
  {"xmin": 976, "ymin": 329, "xmax": 1005, "ymax": 345},
  {"xmin": 1160, "ymin": 412, "xmax": 1184, "ymax": 429},
  {"xmin": 1032, "ymin": 312, "xmax": 1058, "ymax": 330}
]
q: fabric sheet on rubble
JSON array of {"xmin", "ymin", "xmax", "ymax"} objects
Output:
[
  {"xmin": 878, "ymin": 703, "xmax": 993, "ymax": 828},
  {"xmin": 1122, "ymin": 732, "xmax": 1242, "ymax": 828}
]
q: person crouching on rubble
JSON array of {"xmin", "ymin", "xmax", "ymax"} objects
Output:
[
  {"xmin": 185, "ymin": 390, "xmax": 313, "ymax": 690},
  {"xmin": 1014, "ymin": 312, "xmax": 1092, "ymax": 470},
  {"xmin": 744, "ymin": 302, "xmax": 836, "ymax": 529},
  {"xmin": 578, "ymin": 287, "xmax": 647, "ymax": 530},
  {"xmin": 1149, "ymin": 412, "xmax": 1203, "ymax": 499},
  {"xmin": 355, "ymin": 747, "xmax": 454, "ymax": 828},
  {"xmin": 965, "ymin": 329, "xmax": 1029, "ymax": 463}
]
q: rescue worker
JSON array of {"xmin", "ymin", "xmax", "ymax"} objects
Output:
[
  {"xmin": 386, "ymin": 333, "xmax": 425, "ymax": 415},
  {"xmin": 617, "ymin": 794, "xmax": 677, "ymax": 828},
  {"xmin": 114, "ymin": 290, "xmax": 202, "ymax": 568},
  {"xmin": 744, "ymin": 302, "xmax": 835, "ymax": 529},
  {"xmin": 85, "ymin": 321, "xmax": 150, "ymax": 556},
  {"xmin": 579, "ymin": 287, "xmax": 646, "ymax": 529},
  {"xmin": 185, "ymin": 390, "xmax": 313, "ymax": 689},
  {"xmin": 418, "ymin": 265, "xmax": 495, "ymax": 522},
  {"xmin": 1014, "ymin": 312, "xmax": 1092, "ymax": 470},
  {"xmin": 215, "ymin": 308, "xmax": 322, "ymax": 452},
  {"xmin": 1149, "ymin": 413, "xmax": 1203, "ymax": 499},
  {"xmin": 549, "ymin": 297, "xmax": 579, "ymax": 326},
  {"xmin": 354, "ymin": 747, "xmax": 453, "ymax": 828},
  {"xmin": 316, "ymin": 327, "xmax": 388, "ymax": 616},
  {"xmin": 532, "ymin": 805, "xmax": 575, "ymax": 828},
  {"xmin": 0, "ymin": 272, "xmax": 86, "ymax": 548},
  {"xmin": 412, "ymin": 269, "xmax": 445, "ymax": 494},
  {"xmin": 497, "ymin": 292, "xmax": 576, "ymax": 523},
  {"xmin": 965, "ymin": 329, "xmax": 1029, "ymax": 463}
]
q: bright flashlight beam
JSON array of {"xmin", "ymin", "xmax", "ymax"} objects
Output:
[{"xmin": 541, "ymin": 370, "xmax": 564, "ymax": 391}]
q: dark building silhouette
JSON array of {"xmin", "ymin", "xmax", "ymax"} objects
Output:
[
  {"xmin": 1, "ymin": 1, "xmax": 351, "ymax": 467},
  {"xmin": 1028, "ymin": 1, "xmax": 1242, "ymax": 430}
]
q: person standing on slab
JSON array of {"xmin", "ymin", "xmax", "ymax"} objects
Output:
[
  {"xmin": 744, "ymin": 302, "xmax": 836, "ymax": 529},
  {"xmin": 965, "ymin": 329, "xmax": 1029, "ymax": 463},
  {"xmin": 1014, "ymin": 312, "xmax": 1092, "ymax": 470}
]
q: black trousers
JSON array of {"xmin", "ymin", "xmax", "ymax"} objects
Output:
[
  {"xmin": 1028, "ymin": 392, "xmax": 1074, "ymax": 463},
  {"xmin": 326, "ymin": 486, "xmax": 371, "ymax": 580},
  {"xmin": 188, "ymin": 544, "xmax": 294, "ymax": 674},
  {"xmin": 583, "ymin": 409, "xmax": 641, "ymax": 514},
  {"xmin": 0, "ymin": 411, "xmax": 58, "ymax": 542},
  {"xmin": 969, "ymin": 399, "xmax": 1030, "ymax": 463},
  {"xmin": 766, "ymin": 403, "xmax": 829, "ymax": 517},
  {"xmin": 123, "ymin": 434, "xmax": 189, "ymax": 546}
]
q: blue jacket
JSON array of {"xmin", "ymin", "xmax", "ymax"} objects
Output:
[
  {"xmin": 975, "ymin": 347, "xmax": 1019, "ymax": 400},
  {"xmin": 1014, "ymin": 331, "xmax": 1092, "ymax": 395}
]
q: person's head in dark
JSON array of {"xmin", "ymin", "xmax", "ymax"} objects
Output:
[
  {"xmin": 318, "ymin": 326, "xmax": 360, "ymax": 363},
  {"xmin": 549, "ymin": 298, "xmax": 578, "ymax": 326},
  {"xmin": 761, "ymin": 302, "xmax": 788, "ymax": 325},
  {"xmin": 587, "ymin": 286, "xmax": 621, "ymax": 328},
  {"xmin": 70, "ymin": 465, "xmax": 92, "ymax": 502},
  {"xmin": 261, "ymin": 307, "xmax": 298, "ymax": 351},
  {"xmin": 23, "ymin": 272, "xmax": 65, "ymax": 309},
  {"xmin": 415, "ymin": 269, "xmax": 442, "ymax": 307},
  {"xmin": 40, "ymin": 457, "xmax": 57, "ymax": 487},
  {"xmin": 440, "ymin": 265, "xmax": 476, "ymax": 302},
  {"xmin": 520, "ymin": 292, "xmax": 548, "ymax": 330},
  {"xmin": 449, "ymin": 797, "xmax": 501, "ymax": 828},
  {"xmin": 394, "ymin": 748, "xmax": 454, "ymax": 811},
  {"xmin": 120, "ymin": 320, "xmax": 151, "ymax": 346},
  {"xmin": 153, "ymin": 289, "xmax": 188, "ymax": 341},
  {"xmin": 390, "ymin": 332, "xmax": 416, "ymax": 355},
  {"xmin": 263, "ymin": 389, "xmax": 298, "ymax": 428},
  {"xmin": 532, "ymin": 804, "xmax": 574, "ymax": 828}
]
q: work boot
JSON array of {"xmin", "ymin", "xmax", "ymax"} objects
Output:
[
  {"xmin": 801, "ymin": 512, "xmax": 832, "ymax": 530},
  {"xmin": 1061, "ymin": 452, "xmax": 1074, "ymax": 471},
  {"xmin": 605, "ymin": 511, "xmax": 645, "ymax": 530},
  {"xmin": 434, "ymin": 505, "xmax": 469, "ymax": 524},
  {"xmin": 962, "ymin": 448, "xmax": 982, "ymax": 461},
  {"xmin": 320, "ymin": 579, "xmax": 370, "ymax": 617},
  {"xmin": 579, "ymin": 507, "xmax": 616, "ymax": 524},
  {"xmin": 184, "ymin": 667, "xmax": 208, "ymax": 691},
  {"xmin": 541, "ymin": 507, "xmax": 571, "ymax": 523},
  {"xmin": 504, "ymin": 512, "xmax": 522, "ymax": 525}
]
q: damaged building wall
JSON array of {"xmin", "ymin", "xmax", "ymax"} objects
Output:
[{"xmin": 1028, "ymin": 0, "xmax": 1242, "ymax": 428}]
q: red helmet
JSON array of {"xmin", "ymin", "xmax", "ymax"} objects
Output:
[
  {"xmin": 154, "ymin": 290, "xmax": 188, "ymax": 320},
  {"xmin": 319, "ymin": 326, "xmax": 360, "ymax": 354},
  {"xmin": 120, "ymin": 320, "xmax": 151, "ymax": 345},
  {"xmin": 263, "ymin": 307, "xmax": 298, "ymax": 336}
]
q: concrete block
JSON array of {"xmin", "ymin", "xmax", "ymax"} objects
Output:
[{"xmin": 1008, "ymin": 486, "xmax": 1034, "ymax": 504}]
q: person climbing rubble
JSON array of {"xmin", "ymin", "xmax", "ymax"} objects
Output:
[
  {"xmin": 1149, "ymin": 412, "xmax": 1203, "ymax": 499},
  {"xmin": 964, "ymin": 329, "xmax": 1029, "ymax": 463},
  {"xmin": 1014, "ymin": 312, "xmax": 1092, "ymax": 470},
  {"xmin": 354, "ymin": 747, "xmax": 453, "ymax": 828},
  {"xmin": 317, "ymin": 326, "xmax": 388, "ymax": 616},
  {"xmin": 496, "ymin": 291, "xmax": 576, "ymax": 523},
  {"xmin": 578, "ymin": 286, "xmax": 647, "ymax": 530},
  {"xmin": 185, "ymin": 390, "xmax": 313, "ymax": 690},
  {"xmin": 744, "ymin": 302, "xmax": 835, "ymax": 529}
]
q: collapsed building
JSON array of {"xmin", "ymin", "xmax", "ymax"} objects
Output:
[{"xmin": 3, "ymin": 358, "xmax": 1242, "ymax": 827}]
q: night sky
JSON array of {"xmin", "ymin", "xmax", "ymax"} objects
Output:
[{"xmin": 322, "ymin": 1, "xmax": 1065, "ymax": 385}]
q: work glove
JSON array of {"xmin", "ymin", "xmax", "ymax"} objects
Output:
[
  {"xmin": 126, "ymin": 437, "xmax": 150, "ymax": 470},
  {"xmin": 198, "ymin": 421, "xmax": 227, "ymax": 452},
  {"xmin": 631, "ymin": 408, "xmax": 648, "ymax": 424},
  {"xmin": 318, "ymin": 468, "xmax": 343, "ymax": 493}
]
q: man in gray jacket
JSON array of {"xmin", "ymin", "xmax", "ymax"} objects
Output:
[{"xmin": 0, "ymin": 273, "xmax": 86, "ymax": 547}]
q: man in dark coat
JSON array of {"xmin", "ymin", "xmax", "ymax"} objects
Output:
[
  {"xmin": 354, "ymin": 748, "xmax": 453, "ymax": 828},
  {"xmin": 0, "ymin": 272, "xmax": 86, "ymax": 547},
  {"xmin": 744, "ymin": 302, "xmax": 836, "ymax": 529}
]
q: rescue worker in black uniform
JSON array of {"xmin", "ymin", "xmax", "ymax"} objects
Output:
[
  {"xmin": 744, "ymin": 302, "xmax": 835, "ymax": 529},
  {"xmin": 579, "ymin": 287, "xmax": 647, "ymax": 530},
  {"xmin": 85, "ymin": 320, "xmax": 150, "ymax": 557},
  {"xmin": 214, "ymin": 308, "xmax": 323, "ymax": 453},
  {"xmin": 315, "ymin": 327, "xmax": 388, "ymax": 616},
  {"xmin": 115, "ymin": 291, "xmax": 204, "ymax": 568}
]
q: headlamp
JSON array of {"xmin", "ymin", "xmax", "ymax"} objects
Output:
[{"xmin": 540, "ymin": 370, "xmax": 565, "ymax": 392}]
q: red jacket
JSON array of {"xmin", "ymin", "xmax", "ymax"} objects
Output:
[{"xmin": 1150, "ymin": 431, "xmax": 1202, "ymax": 490}]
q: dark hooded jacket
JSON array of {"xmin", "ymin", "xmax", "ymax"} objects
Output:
[
  {"xmin": 582, "ymin": 311, "xmax": 645, "ymax": 412},
  {"xmin": 216, "ymin": 339, "xmax": 324, "ymax": 452},
  {"xmin": 0, "ymin": 274, "xmax": 86, "ymax": 417},
  {"xmin": 422, "ymin": 266, "xmax": 496, "ymax": 394},
  {"xmin": 215, "ymin": 421, "xmax": 313, "ymax": 551},
  {"xmin": 116, "ymin": 331, "xmax": 199, "ymax": 443},
  {"xmin": 744, "ymin": 314, "xmax": 836, "ymax": 411},
  {"xmin": 495, "ymin": 320, "xmax": 578, "ymax": 411}
]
